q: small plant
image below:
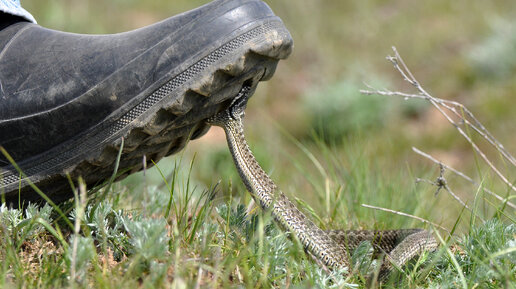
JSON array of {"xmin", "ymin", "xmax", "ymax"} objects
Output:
[
  {"xmin": 122, "ymin": 216, "xmax": 170, "ymax": 261},
  {"xmin": 302, "ymin": 80, "xmax": 390, "ymax": 143},
  {"xmin": 66, "ymin": 235, "xmax": 95, "ymax": 281},
  {"xmin": 0, "ymin": 203, "xmax": 53, "ymax": 245}
]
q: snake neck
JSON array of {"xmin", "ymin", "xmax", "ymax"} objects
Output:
[
  {"xmin": 222, "ymin": 118, "xmax": 275, "ymax": 206},
  {"xmin": 221, "ymin": 117, "xmax": 349, "ymax": 270}
]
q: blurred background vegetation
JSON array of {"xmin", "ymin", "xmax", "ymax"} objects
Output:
[{"xmin": 22, "ymin": 0, "xmax": 516, "ymax": 230}]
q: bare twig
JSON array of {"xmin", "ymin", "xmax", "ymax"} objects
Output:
[
  {"xmin": 416, "ymin": 164, "xmax": 447, "ymax": 196},
  {"xmin": 413, "ymin": 147, "xmax": 516, "ymax": 210},
  {"xmin": 442, "ymin": 185, "xmax": 475, "ymax": 214},
  {"xmin": 361, "ymin": 46, "xmax": 516, "ymax": 197},
  {"xmin": 416, "ymin": 164, "xmax": 476, "ymax": 215},
  {"xmin": 361, "ymin": 203, "xmax": 450, "ymax": 234}
]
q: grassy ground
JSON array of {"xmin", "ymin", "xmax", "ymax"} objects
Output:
[
  {"xmin": 2, "ymin": 0, "xmax": 515, "ymax": 288},
  {"xmin": 0, "ymin": 143, "xmax": 514, "ymax": 288}
]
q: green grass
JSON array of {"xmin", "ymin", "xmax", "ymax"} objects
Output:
[{"xmin": 0, "ymin": 130, "xmax": 514, "ymax": 288}]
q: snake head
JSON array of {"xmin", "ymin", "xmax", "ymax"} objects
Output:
[
  {"xmin": 228, "ymin": 87, "xmax": 250, "ymax": 120},
  {"xmin": 206, "ymin": 85, "xmax": 251, "ymax": 126}
]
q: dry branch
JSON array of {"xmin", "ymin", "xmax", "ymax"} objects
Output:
[
  {"xmin": 361, "ymin": 46, "xmax": 515, "ymax": 211},
  {"xmin": 413, "ymin": 147, "xmax": 516, "ymax": 210}
]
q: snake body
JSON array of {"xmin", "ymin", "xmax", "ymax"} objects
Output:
[{"xmin": 207, "ymin": 87, "xmax": 438, "ymax": 280}]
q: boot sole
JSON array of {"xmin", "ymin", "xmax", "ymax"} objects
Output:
[{"xmin": 0, "ymin": 18, "xmax": 292, "ymax": 204}]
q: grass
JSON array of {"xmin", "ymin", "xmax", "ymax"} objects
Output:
[
  {"xmin": 2, "ymin": 0, "xmax": 515, "ymax": 287},
  {"xmin": 0, "ymin": 126, "xmax": 514, "ymax": 288}
]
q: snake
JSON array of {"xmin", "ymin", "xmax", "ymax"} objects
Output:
[{"xmin": 206, "ymin": 86, "xmax": 438, "ymax": 281}]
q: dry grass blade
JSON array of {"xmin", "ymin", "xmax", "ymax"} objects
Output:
[{"xmin": 361, "ymin": 203, "xmax": 450, "ymax": 234}]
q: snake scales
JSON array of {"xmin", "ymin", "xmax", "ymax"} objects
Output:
[{"xmin": 207, "ymin": 86, "xmax": 438, "ymax": 281}]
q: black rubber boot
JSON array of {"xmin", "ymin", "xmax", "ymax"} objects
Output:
[{"xmin": 0, "ymin": 0, "xmax": 293, "ymax": 204}]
